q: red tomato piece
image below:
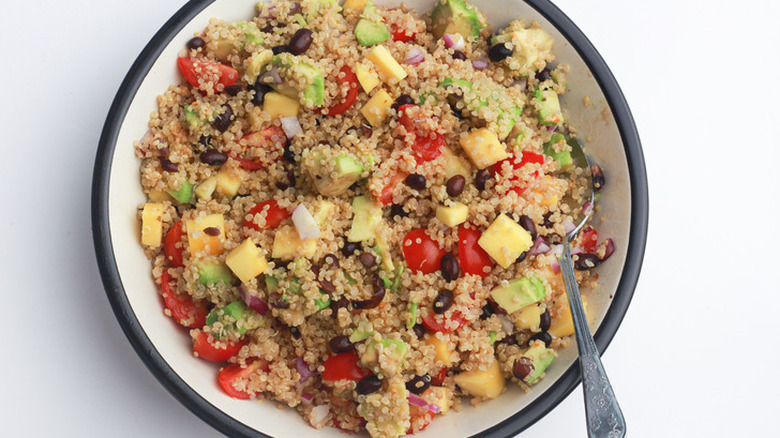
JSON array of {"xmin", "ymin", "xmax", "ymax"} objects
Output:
[
  {"xmin": 232, "ymin": 126, "xmax": 286, "ymax": 170},
  {"xmin": 458, "ymin": 226, "xmax": 494, "ymax": 278},
  {"xmin": 391, "ymin": 25, "xmax": 417, "ymax": 42},
  {"xmin": 243, "ymin": 200, "xmax": 291, "ymax": 231},
  {"xmin": 402, "ymin": 229, "xmax": 445, "ymax": 274},
  {"xmin": 578, "ymin": 225, "xmax": 599, "ymax": 253},
  {"xmin": 160, "ymin": 270, "xmax": 208, "ymax": 328},
  {"xmin": 374, "ymin": 171, "xmax": 407, "ymax": 205},
  {"xmin": 163, "ymin": 220, "xmax": 184, "ymax": 268},
  {"xmin": 177, "ymin": 57, "xmax": 238, "ymax": 93},
  {"xmin": 407, "ymin": 404, "xmax": 435, "ymax": 434},
  {"xmin": 494, "ymin": 151, "xmax": 545, "ymax": 194},
  {"xmin": 192, "ymin": 332, "xmax": 247, "ymax": 362},
  {"xmin": 317, "ymin": 66, "xmax": 359, "ymax": 116},
  {"xmin": 398, "ymin": 104, "xmax": 443, "ymax": 162},
  {"xmin": 431, "ymin": 367, "xmax": 448, "ymax": 386},
  {"xmin": 322, "ymin": 351, "xmax": 371, "ymax": 382},
  {"xmin": 217, "ymin": 358, "xmax": 269, "ymax": 399},
  {"xmin": 423, "ymin": 311, "xmax": 466, "ymax": 333}
]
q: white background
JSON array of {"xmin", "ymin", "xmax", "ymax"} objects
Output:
[{"xmin": 1, "ymin": 0, "xmax": 778, "ymax": 436}]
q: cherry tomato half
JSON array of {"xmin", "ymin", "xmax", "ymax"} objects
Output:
[
  {"xmin": 177, "ymin": 57, "xmax": 238, "ymax": 93},
  {"xmin": 232, "ymin": 126, "xmax": 286, "ymax": 170},
  {"xmin": 422, "ymin": 311, "xmax": 466, "ymax": 333},
  {"xmin": 217, "ymin": 358, "xmax": 269, "ymax": 399},
  {"xmin": 402, "ymin": 228, "xmax": 445, "ymax": 274},
  {"xmin": 192, "ymin": 331, "xmax": 247, "ymax": 362},
  {"xmin": 160, "ymin": 269, "xmax": 208, "ymax": 328},
  {"xmin": 391, "ymin": 25, "xmax": 417, "ymax": 42},
  {"xmin": 578, "ymin": 225, "xmax": 599, "ymax": 253},
  {"xmin": 458, "ymin": 226, "xmax": 494, "ymax": 278},
  {"xmin": 494, "ymin": 151, "xmax": 545, "ymax": 194},
  {"xmin": 163, "ymin": 220, "xmax": 185, "ymax": 268},
  {"xmin": 243, "ymin": 200, "xmax": 291, "ymax": 231},
  {"xmin": 398, "ymin": 104, "xmax": 443, "ymax": 162},
  {"xmin": 373, "ymin": 171, "xmax": 407, "ymax": 205},
  {"xmin": 322, "ymin": 351, "xmax": 371, "ymax": 382},
  {"xmin": 317, "ymin": 66, "xmax": 359, "ymax": 116},
  {"xmin": 407, "ymin": 403, "xmax": 435, "ymax": 434},
  {"xmin": 430, "ymin": 367, "xmax": 448, "ymax": 386}
]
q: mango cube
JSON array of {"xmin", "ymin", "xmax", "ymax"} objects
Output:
[
  {"xmin": 478, "ymin": 214, "xmax": 533, "ymax": 268},
  {"xmin": 226, "ymin": 238, "xmax": 269, "ymax": 283},
  {"xmin": 452, "ymin": 359, "xmax": 505, "ymax": 400},
  {"xmin": 361, "ymin": 88, "xmax": 393, "ymax": 127},
  {"xmin": 550, "ymin": 295, "xmax": 589, "ymax": 338},
  {"xmin": 425, "ymin": 387, "xmax": 452, "ymax": 414},
  {"xmin": 271, "ymin": 225, "xmax": 317, "ymax": 260},
  {"xmin": 513, "ymin": 304, "xmax": 543, "ymax": 331},
  {"xmin": 440, "ymin": 147, "xmax": 472, "ymax": 181},
  {"xmin": 343, "ymin": 0, "xmax": 368, "ymax": 12},
  {"xmin": 424, "ymin": 334, "xmax": 453, "ymax": 367},
  {"xmin": 194, "ymin": 176, "xmax": 217, "ymax": 200},
  {"xmin": 436, "ymin": 202, "xmax": 469, "ymax": 227},
  {"xmin": 365, "ymin": 45, "xmax": 407, "ymax": 85},
  {"xmin": 186, "ymin": 214, "xmax": 225, "ymax": 256},
  {"xmin": 459, "ymin": 128, "xmax": 509, "ymax": 169},
  {"xmin": 141, "ymin": 203, "xmax": 164, "ymax": 247},
  {"xmin": 355, "ymin": 63, "xmax": 381, "ymax": 93},
  {"xmin": 264, "ymin": 91, "xmax": 300, "ymax": 118},
  {"xmin": 215, "ymin": 169, "xmax": 242, "ymax": 197}
]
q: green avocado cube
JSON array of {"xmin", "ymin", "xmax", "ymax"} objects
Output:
[
  {"xmin": 543, "ymin": 133, "xmax": 573, "ymax": 171},
  {"xmin": 430, "ymin": 0, "xmax": 485, "ymax": 39},
  {"xmin": 490, "ymin": 274, "xmax": 546, "ymax": 314}
]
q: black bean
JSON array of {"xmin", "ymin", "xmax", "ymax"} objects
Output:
[
  {"xmin": 488, "ymin": 43, "xmax": 513, "ymax": 62},
  {"xmin": 213, "ymin": 105, "xmax": 234, "ymax": 132},
  {"xmin": 252, "ymin": 82, "xmax": 272, "ymax": 106},
  {"xmin": 269, "ymin": 292, "xmax": 289, "ymax": 309},
  {"xmin": 390, "ymin": 203, "xmax": 408, "ymax": 219},
  {"xmin": 200, "ymin": 149, "xmax": 228, "ymax": 165},
  {"xmin": 519, "ymin": 215, "xmax": 538, "ymax": 241},
  {"xmin": 432, "ymin": 289, "xmax": 454, "ymax": 314},
  {"xmin": 535, "ymin": 68, "xmax": 552, "ymax": 82},
  {"xmin": 528, "ymin": 331, "xmax": 552, "ymax": 348},
  {"xmin": 480, "ymin": 305, "xmax": 494, "ymax": 320},
  {"xmin": 261, "ymin": 24, "xmax": 276, "ymax": 33},
  {"xmin": 272, "ymin": 45, "xmax": 290, "ymax": 55},
  {"xmin": 283, "ymin": 146, "xmax": 296, "ymax": 163},
  {"xmin": 452, "ymin": 50, "xmax": 467, "ymax": 60},
  {"xmin": 405, "ymin": 174, "xmax": 426, "ymax": 191},
  {"xmin": 502, "ymin": 335, "xmax": 518, "ymax": 346},
  {"xmin": 542, "ymin": 211, "xmax": 555, "ymax": 228},
  {"xmin": 356, "ymin": 375, "xmax": 382, "ymax": 395},
  {"xmin": 440, "ymin": 254, "xmax": 460, "ymax": 282},
  {"xmin": 159, "ymin": 158, "xmax": 178, "ymax": 172},
  {"xmin": 449, "ymin": 102, "xmax": 464, "ymax": 119},
  {"xmin": 224, "ymin": 84, "xmax": 243, "ymax": 96},
  {"xmin": 474, "ymin": 168, "xmax": 492, "ymax": 191},
  {"xmin": 406, "ymin": 375, "xmax": 432, "ymax": 395},
  {"xmin": 574, "ymin": 253, "xmax": 601, "ymax": 270},
  {"xmin": 515, "ymin": 251, "xmax": 527, "ymax": 263},
  {"xmin": 187, "ymin": 36, "xmax": 205, "ymax": 50},
  {"xmin": 600, "ymin": 238, "xmax": 616, "ymax": 262},
  {"xmin": 275, "ymin": 181, "xmax": 289, "ymax": 190},
  {"xmin": 341, "ymin": 240, "xmax": 360, "ymax": 257},
  {"xmin": 547, "ymin": 233, "xmax": 563, "ymax": 245},
  {"xmin": 412, "ymin": 323, "xmax": 426, "ymax": 339},
  {"xmin": 289, "ymin": 326, "xmax": 301, "ymax": 339},
  {"xmin": 513, "ymin": 357, "xmax": 534, "ymax": 380},
  {"xmin": 539, "ymin": 308, "xmax": 551, "ymax": 332},
  {"xmin": 352, "ymin": 273, "xmax": 386, "ymax": 310},
  {"xmin": 197, "ymin": 135, "xmax": 212, "ymax": 149},
  {"xmin": 330, "ymin": 296, "xmax": 349, "ymax": 319},
  {"xmin": 360, "ymin": 124, "xmax": 373, "ymax": 137},
  {"xmin": 322, "ymin": 253, "xmax": 340, "ymax": 268},
  {"xmin": 319, "ymin": 279, "xmax": 336, "ymax": 294},
  {"xmin": 359, "ymin": 252, "xmax": 376, "ymax": 269},
  {"xmin": 286, "ymin": 169, "xmax": 296, "ymax": 188},
  {"xmin": 591, "ymin": 163, "xmax": 605, "ymax": 192},
  {"xmin": 203, "ymin": 227, "xmax": 220, "ymax": 237},
  {"xmin": 446, "ymin": 175, "xmax": 466, "ymax": 197},
  {"xmin": 392, "ymin": 94, "xmax": 415, "ymax": 111},
  {"xmin": 158, "ymin": 147, "xmax": 169, "ymax": 157},
  {"xmin": 329, "ymin": 335, "xmax": 354, "ymax": 353},
  {"xmin": 288, "ymin": 28, "xmax": 313, "ymax": 55}
]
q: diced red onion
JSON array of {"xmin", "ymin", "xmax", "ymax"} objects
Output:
[
  {"xmin": 405, "ymin": 47, "xmax": 425, "ymax": 65},
  {"xmin": 510, "ymin": 78, "xmax": 527, "ymax": 92},
  {"xmin": 442, "ymin": 33, "xmax": 465, "ymax": 51},
  {"xmin": 570, "ymin": 246, "xmax": 583, "ymax": 256},
  {"xmin": 550, "ymin": 244, "xmax": 563, "ymax": 257},
  {"xmin": 280, "ymin": 116, "xmax": 303, "ymax": 139},
  {"xmin": 407, "ymin": 393, "xmax": 441, "ymax": 414},
  {"xmin": 563, "ymin": 219, "xmax": 575, "ymax": 234},
  {"xmin": 601, "ymin": 238, "xmax": 615, "ymax": 261},
  {"xmin": 471, "ymin": 57, "xmax": 489, "ymax": 70},
  {"xmin": 296, "ymin": 357, "xmax": 315, "ymax": 383},
  {"xmin": 140, "ymin": 130, "xmax": 154, "ymax": 147},
  {"xmin": 497, "ymin": 314, "xmax": 514, "ymax": 334},
  {"xmin": 258, "ymin": 67, "xmax": 282, "ymax": 85},
  {"xmin": 529, "ymin": 237, "xmax": 551, "ymax": 255},
  {"xmin": 582, "ymin": 201, "xmax": 593, "ymax": 215},
  {"xmin": 551, "ymin": 259, "xmax": 561, "ymax": 274},
  {"xmin": 292, "ymin": 204, "xmax": 320, "ymax": 240},
  {"xmin": 301, "ymin": 392, "xmax": 314, "ymax": 404},
  {"xmin": 239, "ymin": 286, "xmax": 269, "ymax": 316},
  {"xmin": 310, "ymin": 405, "xmax": 330, "ymax": 427}
]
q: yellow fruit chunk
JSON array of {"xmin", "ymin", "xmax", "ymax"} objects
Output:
[
  {"xmin": 186, "ymin": 214, "xmax": 225, "ymax": 256},
  {"xmin": 264, "ymin": 92, "xmax": 300, "ymax": 118},
  {"xmin": 440, "ymin": 147, "xmax": 472, "ymax": 181},
  {"xmin": 425, "ymin": 387, "xmax": 452, "ymax": 415},
  {"xmin": 147, "ymin": 190, "xmax": 172, "ymax": 203},
  {"xmin": 141, "ymin": 203, "xmax": 164, "ymax": 247},
  {"xmin": 225, "ymin": 238, "xmax": 269, "ymax": 283},
  {"xmin": 355, "ymin": 62, "xmax": 380, "ymax": 93},
  {"xmin": 513, "ymin": 304, "xmax": 544, "ymax": 331},
  {"xmin": 453, "ymin": 359, "xmax": 505, "ymax": 400},
  {"xmin": 424, "ymin": 334, "xmax": 453, "ymax": 367},
  {"xmin": 459, "ymin": 128, "xmax": 509, "ymax": 169},
  {"xmin": 271, "ymin": 225, "xmax": 317, "ymax": 260},
  {"xmin": 194, "ymin": 176, "xmax": 217, "ymax": 200},
  {"xmin": 343, "ymin": 0, "xmax": 368, "ymax": 12},
  {"xmin": 436, "ymin": 202, "xmax": 469, "ymax": 227},
  {"xmin": 215, "ymin": 169, "xmax": 242, "ymax": 197},
  {"xmin": 365, "ymin": 45, "xmax": 407, "ymax": 85},
  {"xmin": 311, "ymin": 200, "xmax": 336, "ymax": 225},
  {"xmin": 549, "ymin": 295, "xmax": 590, "ymax": 338},
  {"xmin": 361, "ymin": 88, "xmax": 393, "ymax": 127},
  {"xmin": 478, "ymin": 213, "xmax": 533, "ymax": 268}
]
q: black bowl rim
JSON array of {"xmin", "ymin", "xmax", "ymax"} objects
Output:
[{"xmin": 91, "ymin": 0, "xmax": 648, "ymax": 437}]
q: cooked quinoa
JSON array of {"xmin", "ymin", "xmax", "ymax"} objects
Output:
[{"xmin": 134, "ymin": 0, "xmax": 615, "ymax": 436}]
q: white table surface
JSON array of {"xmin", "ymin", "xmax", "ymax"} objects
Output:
[{"xmin": 2, "ymin": 0, "xmax": 779, "ymax": 436}]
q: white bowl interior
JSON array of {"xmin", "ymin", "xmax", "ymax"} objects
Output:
[{"xmin": 108, "ymin": 0, "xmax": 631, "ymax": 436}]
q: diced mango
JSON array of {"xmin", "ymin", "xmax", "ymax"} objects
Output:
[
  {"xmin": 513, "ymin": 304, "xmax": 544, "ymax": 331},
  {"xmin": 311, "ymin": 200, "xmax": 336, "ymax": 226},
  {"xmin": 534, "ymin": 175, "xmax": 562, "ymax": 207},
  {"xmin": 478, "ymin": 213, "xmax": 533, "ymax": 268},
  {"xmin": 424, "ymin": 334, "xmax": 453, "ymax": 367},
  {"xmin": 194, "ymin": 176, "xmax": 217, "ymax": 200},
  {"xmin": 436, "ymin": 202, "xmax": 469, "ymax": 227},
  {"xmin": 264, "ymin": 91, "xmax": 300, "ymax": 118},
  {"xmin": 549, "ymin": 295, "xmax": 590, "ymax": 338},
  {"xmin": 225, "ymin": 238, "xmax": 269, "ymax": 283},
  {"xmin": 459, "ymin": 128, "xmax": 509, "ymax": 170},
  {"xmin": 186, "ymin": 214, "xmax": 225, "ymax": 256},
  {"xmin": 141, "ymin": 203, "xmax": 164, "ymax": 247},
  {"xmin": 215, "ymin": 169, "xmax": 242, "ymax": 197},
  {"xmin": 425, "ymin": 386, "xmax": 452, "ymax": 415},
  {"xmin": 355, "ymin": 62, "xmax": 381, "ymax": 93},
  {"xmin": 343, "ymin": 0, "xmax": 368, "ymax": 12},
  {"xmin": 365, "ymin": 45, "xmax": 407, "ymax": 85},
  {"xmin": 440, "ymin": 147, "xmax": 472, "ymax": 181},
  {"xmin": 452, "ymin": 359, "xmax": 505, "ymax": 400},
  {"xmin": 271, "ymin": 225, "xmax": 317, "ymax": 260},
  {"xmin": 147, "ymin": 190, "xmax": 172, "ymax": 203},
  {"xmin": 361, "ymin": 88, "xmax": 393, "ymax": 126}
]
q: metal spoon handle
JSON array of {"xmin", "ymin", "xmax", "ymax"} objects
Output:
[{"xmin": 560, "ymin": 241, "xmax": 626, "ymax": 438}]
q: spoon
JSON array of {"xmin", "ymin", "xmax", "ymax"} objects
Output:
[{"xmin": 557, "ymin": 136, "xmax": 626, "ymax": 438}]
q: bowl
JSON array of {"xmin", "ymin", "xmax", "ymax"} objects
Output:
[{"xmin": 92, "ymin": 0, "xmax": 648, "ymax": 436}]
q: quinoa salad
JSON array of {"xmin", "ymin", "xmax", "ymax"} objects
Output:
[{"xmin": 135, "ymin": 0, "xmax": 616, "ymax": 436}]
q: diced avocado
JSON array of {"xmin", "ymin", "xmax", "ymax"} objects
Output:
[
  {"xmin": 343, "ymin": 270, "xmax": 358, "ymax": 285},
  {"xmin": 440, "ymin": 77, "xmax": 473, "ymax": 89},
  {"xmin": 362, "ymin": 339, "xmax": 410, "ymax": 376},
  {"xmin": 198, "ymin": 263, "xmax": 234, "ymax": 286},
  {"xmin": 205, "ymin": 300, "xmax": 263, "ymax": 339},
  {"xmin": 267, "ymin": 56, "xmax": 325, "ymax": 106},
  {"xmin": 390, "ymin": 265, "xmax": 404, "ymax": 292},
  {"xmin": 406, "ymin": 302, "xmax": 418, "ymax": 329},
  {"xmin": 490, "ymin": 274, "xmax": 546, "ymax": 314},
  {"xmin": 314, "ymin": 290, "xmax": 331, "ymax": 310},
  {"xmin": 358, "ymin": 377, "xmax": 410, "ymax": 438},
  {"xmin": 348, "ymin": 195, "xmax": 383, "ymax": 242},
  {"xmin": 430, "ymin": 0, "xmax": 485, "ymax": 39},
  {"xmin": 522, "ymin": 340, "xmax": 555, "ymax": 384},
  {"xmin": 301, "ymin": 0, "xmax": 338, "ymax": 20},
  {"xmin": 535, "ymin": 87, "xmax": 564, "ymax": 126},
  {"xmin": 265, "ymin": 274, "xmax": 279, "ymax": 294},
  {"xmin": 495, "ymin": 24, "xmax": 554, "ymax": 75},
  {"xmin": 488, "ymin": 331, "xmax": 497, "ymax": 345},
  {"xmin": 373, "ymin": 234, "xmax": 394, "ymax": 272},
  {"xmin": 543, "ymin": 133, "xmax": 573, "ymax": 171},
  {"xmin": 167, "ymin": 180, "xmax": 193, "ymax": 204},
  {"xmin": 184, "ymin": 104, "xmax": 205, "ymax": 131},
  {"xmin": 244, "ymin": 49, "xmax": 273, "ymax": 84},
  {"xmin": 302, "ymin": 146, "xmax": 364, "ymax": 196},
  {"xmin": 349, "ymin": 329, "xmax": 374, "ymax": 343},
  {"xmin": 441, "ymin": 77, "xmax": 522, "ymax": 140},
  {"xmin": 355, "ymin": 1, "xmax": 390, "ymax": 47}
]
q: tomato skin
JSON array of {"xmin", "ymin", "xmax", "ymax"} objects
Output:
[
  {"xmin": 391, "ymin": 25, "xmax": 416, "ymax": 42},
  {"xmin": 243, "ymin": 200, "xmax": 291, "ymax": 231},
  {"xmin": 163, "ymin": 221, "xmax": 185, "ymax": 268},
  {"xmin": 217, "ymin": 359, "xmax": 269, "ymax": 399},
  {"xmin": 407, "ymin": 404, "xmax": 435, "ymax": 434},
  {"xmin": 430, "ymin": 367, "xmax": 448, "ymax": 386},
  {"xmin": 458, "ymin": 226, "xmax": 494, "ymax": 278},
  {"xmin": 317, "ymin": 66, "xmax": 359, "ymax": 116},
  {"xmin": 422, "ymin": 311, "xmax": 466, "ymax": 333},
  {"xmin": 177, "ymin": 57, "xmax": 238, "ymax": 93},
  {"xmin": 322, "ymin": 351, "xmax": 371, "ymax": 382},
  {"xmin": 398, "ymin": 104, "xmax": 443, "ymax": 162},
  {"xmin": 193, "ymin": 332, "xmax": 247, "ymax": 362},
  {"xmin": 161, "ymin": 270, "xmax": 208, "ymax": 328},
  {"xmin": 402, "ymin": 229, "xmax": 445, "ymax": 274},
  {"xmin": 494, "ymin": 151, "xmax": 545, "ymax": 194},
  {"xmin": 374, "ymin": 171, "xmax": 407, "ymax": 205},
  {"xmin": 232, "ymin": 126, "xmax": 286, "ymax": 170},
  {"xmin": 578, "ymin": 225, "xmax": 599, "ymax": 253}
]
